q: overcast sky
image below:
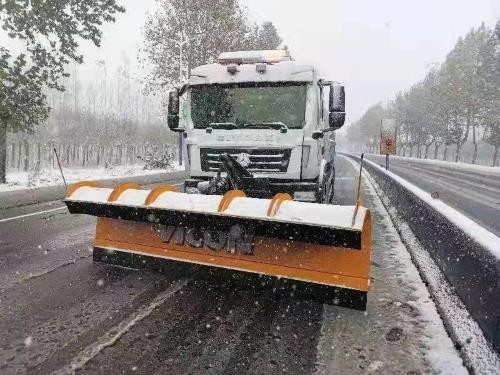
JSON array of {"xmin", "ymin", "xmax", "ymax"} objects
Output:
[{"xmin": 64, "ymin": 0, "xmax": 500, "ymax": 123}]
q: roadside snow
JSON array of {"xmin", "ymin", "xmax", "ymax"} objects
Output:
[
  {"xmin": 363, "ymin": 157, "xmax": 500, "ymax": 259},
  {"xmin": 0, "ymin": 165, "xmax": 183, "ymax": 193}
]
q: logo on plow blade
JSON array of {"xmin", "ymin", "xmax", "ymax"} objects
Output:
[{"xmin": 159, "ymin": 225, "xmax": 255, "ymax": 255}]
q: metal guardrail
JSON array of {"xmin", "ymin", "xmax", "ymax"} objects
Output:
[{"xmin": 345, "ymin": 153, "xmax": 500, "ymax": 355}]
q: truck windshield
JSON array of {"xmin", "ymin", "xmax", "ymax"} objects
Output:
[{"xmin": 190, "ymin": 83, "xmax": 307, "ymax": 129}]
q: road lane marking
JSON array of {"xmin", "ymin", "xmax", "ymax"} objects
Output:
[
  {"xmin": 0, "ymin": 207, "xmax": 67, "ymax": 224},
  {"xmin": 51, "ymin": 278, "xmax": 189, "ymax": 375},
  {"xmin": 0, "ymin": 182, "xmax": 185, "ymax": 224}
]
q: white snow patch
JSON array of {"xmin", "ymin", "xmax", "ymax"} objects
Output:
[
  {"xmin": 68, "ymin": 185, "xmax": 367, "ymax": 231},
  {"xmin": 275, "ymin": 201, "xmax": 366, "ymax": 230},
  {"xmin": 69, "ymin": 187, "xmax": 112, "ymax": 203},
  {"xmin": 151, "ymin": 192, "xmax": 223, "ymax": 213},
  {"xmin": 367, "ymin": 360, "xmax": 384, "ymax": 372},
  {"xmin": 0, "ymin": 164, "xmax": 183, "ymax": 193},
  {"xmin": 223, "ymin": 197, "xmax": 270, "ymax": 217},
  {"xmin": 115, "ymin": 189, "xmax": 150, "ymax": 206},
  {"xmin": 24, "ymin": 336, "xmax": 33, "ymax": 347},
  {"xmin": 190, "ymin": 61, "xmax": 314, "ymax": 86},
  {"xmin": 222, "ymin": 196, "xmax": 366, "ymax": 230},
  {"xmin": 362, "ymin": 156, "xmax": 500, "ymax": 259}
]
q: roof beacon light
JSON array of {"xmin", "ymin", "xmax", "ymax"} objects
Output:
[{"xmin": 218, "ymin": 50, "xmax": 291, "ymax": 65}]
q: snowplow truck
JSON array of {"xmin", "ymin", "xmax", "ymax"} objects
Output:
[{"xmin": 64, "ymin": 50, "xmax": 372, "ymax": 309}]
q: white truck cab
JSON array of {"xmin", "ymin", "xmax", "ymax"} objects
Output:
[{"xmin": 167, "ymin": 50, "xmax": 345, "ymax": 202}]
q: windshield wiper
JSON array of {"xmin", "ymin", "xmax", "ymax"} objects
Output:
[
  {"xmin": 209, "ymin": 122, "xmax": 238, "ymax": 129},
  {"xmin": 241, "ymin": 122, "xmax": 288, "ymax": 132}
]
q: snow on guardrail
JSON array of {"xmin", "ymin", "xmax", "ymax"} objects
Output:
[
  {"xmin": 363, "ymin": 157, "xmax": 500, "ymax": 259},
  {"xmin": 359, "ymin": 153, "xmax": 500, "ymax": 176}
]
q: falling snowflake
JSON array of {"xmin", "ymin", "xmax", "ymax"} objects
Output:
[{"xmin": 24, "ymin": 336, "xmax": 33, "ymax": 347}]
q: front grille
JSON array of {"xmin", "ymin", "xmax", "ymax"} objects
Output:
[{"xmin": 200, "ymin": 148, "xmax": 292, "ymax": 173}]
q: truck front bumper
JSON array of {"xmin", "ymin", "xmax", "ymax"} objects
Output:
[{"xmin": 185, "ymin": 178, "xmax": 319, "ymax": 201}]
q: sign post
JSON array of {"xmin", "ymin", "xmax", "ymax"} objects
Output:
[
  {"xmin": 178, "ymin": 132, "xmax": 183, "ymax": 166},
  {"xmin": 380, "ymin": 119, "xmax": 397, "ymax": 170}
]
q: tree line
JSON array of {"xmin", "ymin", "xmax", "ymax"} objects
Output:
[
  {"xmin": 0, "ymin": 0, "xmax": 283, "ymax": 183},
  {"xmin": 345, "ymin": 21, "xmax": 500, "ymax": 167},
  {"xmin": 6, "ymin": 59, "xmax": 175, "ymax": 173}
]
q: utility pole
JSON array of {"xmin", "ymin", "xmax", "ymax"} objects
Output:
[{"xmin": 166, "ymin": 30, "xmax": 201, "ymax": 167}]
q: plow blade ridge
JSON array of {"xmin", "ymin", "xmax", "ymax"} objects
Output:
[{"xmin": 64, "ymin": 182, "xmax": 372, "ymax": 310}]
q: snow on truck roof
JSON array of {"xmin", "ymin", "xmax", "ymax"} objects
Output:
[
  {"xmin": 189, "ymin": 50, "xmax": 315, "ymax": 85},
  {"xmin": 190, "ymin": 61, "xmax": 315, "ymax": 85},
  {"xmin": 218, "ymin": 50, "xmax": 292, "ymax": 64}
]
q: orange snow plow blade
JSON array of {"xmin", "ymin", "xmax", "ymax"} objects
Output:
[{"xmin": 64, "ymin": 182, "xmax": 372, "ymax": 309}]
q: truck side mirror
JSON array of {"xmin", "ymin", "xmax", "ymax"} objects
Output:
[
  {"xmin": 329, "ymin": 84, "xmax": 345, "ymax": 129},
  {"xmin": 329, "ymin": 84, "xmax": 345, "ymax": 112},
  {"xmin": 168, "ymin": 89, "xmax": 180, "ymax": 130}
]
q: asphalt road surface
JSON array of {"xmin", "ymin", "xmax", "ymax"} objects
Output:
[
  {"xmin": 365, "ymin": 155, "xmax": 500, "ymax": 236},
  {"xmin": 0, "ymin": 159, "xmax": 466, "ymax": 375}
]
